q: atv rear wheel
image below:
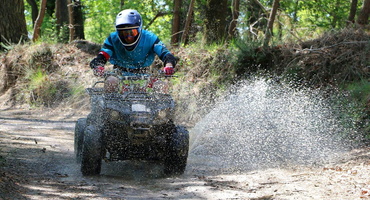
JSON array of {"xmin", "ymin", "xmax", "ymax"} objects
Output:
[
  {"xmin": 164, "ymin": 125, "xmax": 189, "ymax": 175},
  {"xmin": 81, "ymin": 125, "xmax": 103, "ymax": 176},
  {"xmin": 74, "ymin": 118, "xmax": 87, "ymax": 163}
]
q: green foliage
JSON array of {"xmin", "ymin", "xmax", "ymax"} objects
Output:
[
  {"xmin": 83, "ymin": 1, "xmax": 118, "ymax": 43},
  {"xmin": 346, "ymin": 80, "xmax": 370, "ymax": 106},
  {"xmin": 231, "ymin": 38, "xmax": 267, "ymax": 78},
  {"xmin": 24, "ymin": 67, "xmax": 51, "ymax": 106},
  {"xmin": 298, "ymin": 0, "xmax": 351, "ymax": 28},
  {"xmin": 23, "ymin": 67, "xmax": 70, "ymax": 107},
  {"xmin": 84, "ymin": 0, "xmax": 173, "ymax": 44},
  {"xmin": 346, "ymin": 80, "xmax": 370, "ymax": 137},
  {"xmin": 22, "ymin": 0, "xmax": 365, "ymax": 46},
  {"xmin": 26, "ymin": 67, "xmax": 46, "ymax": 90}
]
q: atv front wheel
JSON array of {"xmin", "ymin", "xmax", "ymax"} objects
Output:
[
  {"xmin": 81, "ymin": 125, "xmax": 103, "ymax": 176},
  {"xmin": 164, "ymin": 125, "xmax": 189, "ymax": 175},
  {"xmin": 74, "ymin": 118, "xmax": 87, "ymax": 163}
]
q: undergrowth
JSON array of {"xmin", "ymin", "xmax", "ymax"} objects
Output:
[
  {"xmin": 0, "ymin": 42, "xmax": 95, "ymax": 108},
  {"xmin": 174, "ymin": 28, "xmax": 369, "ymax": 136},
  {"xmin": 0, "ymin": 28, "xmax": 369, "ymax": 136}
]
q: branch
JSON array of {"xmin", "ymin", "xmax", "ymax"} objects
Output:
[
  {"xmin": 144, "ymin": 12, "xmax": 169, "ymax": 29},
  {"xmin": 295, "ymin": 41, "xmax": 369, "ymax": 53}
]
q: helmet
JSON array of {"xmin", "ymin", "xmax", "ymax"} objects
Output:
[{"xmin": 115, "ymin": 9, "xmax": 142, "ymax": 47}]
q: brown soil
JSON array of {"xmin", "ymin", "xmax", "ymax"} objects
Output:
[{"xmin": 1, "ymin": 108, "xmax": 370, "ymax": 200}]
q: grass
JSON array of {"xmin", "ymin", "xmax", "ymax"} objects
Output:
[
  {"xmin": 346, "ymin": 80, "xmax": 370, "ymax": 106},
  {"xmin": 23, "ymin": 67, "xmax": 58, "ymax": 107},
  {"xmin": 345, "ymin": 80, "xmax": 370, "ymax": 135}
]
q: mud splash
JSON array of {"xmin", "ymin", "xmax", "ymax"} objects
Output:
[{"xmin": 188, "ymin": 78, "xmax": 358, "ymax": 173}]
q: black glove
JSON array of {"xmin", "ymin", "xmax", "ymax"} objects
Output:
[
  {"xmin": 90, "ymin": 54, "xmax": 107, "ymax": 69},
  {"xmin": 163, "ymin": 53, "xmax": 177, "ymax": 68}
]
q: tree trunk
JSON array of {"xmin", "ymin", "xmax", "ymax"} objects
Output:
[
  {"xmin": 73, "ymin": 0, "xmax": 85, "ymax": 40},
  {"xmin": 204, "ymin": 0, "xmax": 229, "ymax": 44},
  {"xmin": 228, "ymin": 0, "xmax": 240, "ymax": 38},
  {"xmin": 55, "ymin": 0, "xmax": 69, "ymax": 42},
  {"xmin": 348, "ymin": 0, "xmax": 358, "ymax": 25},
  {"xmin": 263, "ymin": 0, "xmax": 280, "ymax": 47},
  {"xmin": 290, "ymin": 0, "xmax": 299, "ymax": 31},
  {"xmin": 181, "ymin": 0, "xmax": 195, "ymax": 46},
  {"xmin": 357, "ymin": 0, "xmax": 370, "ymax": 25},
  {"xmin": 0, "ymin": 0, "xmax": 28, "ymax": 46},
  {"xmin": 68, "ymin": 0, "xmax": 75, "ymax": 42},
  {"xmin": 171, "ymin": 0, "xmax": 182, "ymax": 46},
  {"xmin": 120, "ymin": 0, "xmax": 124, "ymax": 10},
  {"xmin": 331, "ymin": 0, "xmax": 341, "ymax": 28},
  {"xmin": 26, "ymin": 0, "xmax": 38, "ymax": 27},
  {"xmin": 32, "ymin": 0, "xmax": 48, "ymax": 42}
]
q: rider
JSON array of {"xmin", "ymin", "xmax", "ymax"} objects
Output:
[{"xmin": 89, "ymin": 9, "xmax": 177, "ymax": 92}]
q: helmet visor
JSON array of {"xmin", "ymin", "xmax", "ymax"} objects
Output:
[
  {"xmin": 117, "ymin": 26, "xmax": 140, "ymax": 44},
  {"xmin": 118, "ymin": 28, "xmax": 139, "ymax": 38}
]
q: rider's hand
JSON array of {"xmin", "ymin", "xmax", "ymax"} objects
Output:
[
  {"xmin": 90, "ymin": 54, "xmax": 107, "ymax": 69},
  {"xmin": 93, "ymin": 66, "xmax": 105, "ymax": 77},
  {"xmin": 163, "ymin": 63, "xmax": 174, "ymax": 75}
]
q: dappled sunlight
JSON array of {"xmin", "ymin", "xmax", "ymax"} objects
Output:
[{"xmin": 23, "ymin": 182, "xmax": 101, "ymax": 199}]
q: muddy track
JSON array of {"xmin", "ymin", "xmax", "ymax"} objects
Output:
[{"xmin": 1, "ymin": 108, "xmax": 370, "ymax": 200}]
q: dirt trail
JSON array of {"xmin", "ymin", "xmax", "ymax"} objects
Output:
[{"xmin": 1, "ymin": 107, "xmax": 370, "ymax": 200}]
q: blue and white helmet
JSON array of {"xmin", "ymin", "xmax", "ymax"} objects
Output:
[{"xmin": 115, "ymin": 9, "xmax": 143, "ymax": 47}]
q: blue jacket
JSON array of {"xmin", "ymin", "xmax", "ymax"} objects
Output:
[{"xmin": 100, "ymin": 30, "xmax": 173, "ymax": 69}]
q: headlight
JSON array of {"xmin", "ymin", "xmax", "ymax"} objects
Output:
[
  {"xmin": 157, "ymin": 109, "xmax": 167, "ymax": 119},
  {"xmin": 132, "ymin": 104, "xmax": 151, "ymax": 112},
  {"xmin": 110, "ymin": 110, "xmax": 120, "ymax": 120}
]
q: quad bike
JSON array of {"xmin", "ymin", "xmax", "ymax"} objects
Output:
[{"xmin": 74, "ymin": 70, "xmax": 189, "ymax": 176}]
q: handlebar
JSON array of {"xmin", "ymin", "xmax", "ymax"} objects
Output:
[
  {"xmin": 103, "ymin": 69, "xmax": 177, "ymax": 80},
  {"xmin": 92, "ymin": 69, "xmax": 176, "ymax": 93}
]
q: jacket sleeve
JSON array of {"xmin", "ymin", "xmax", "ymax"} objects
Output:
[
  {"xmin": 153, "ymin": 38, "xmax": 177, "ymax": 67},
  {"xmin": 99, "ymin": 34, "xmax": 115, "ymax": 60}
]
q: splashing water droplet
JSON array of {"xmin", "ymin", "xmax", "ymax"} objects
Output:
[{"xmin": 188, "ymin": 78, "xmax": 357, "ymax": 173}]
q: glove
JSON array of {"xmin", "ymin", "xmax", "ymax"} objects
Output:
[
  {"xmin": 163, "ymin": 64, "xmax": 174, "ymax": 75},
  {"xmin": 93, "ymin": 66, "xmax": 105, "ymax": 77},
  {"xmin": 90, "ymin": 54, "xmax": 107, "ymax": 69}
]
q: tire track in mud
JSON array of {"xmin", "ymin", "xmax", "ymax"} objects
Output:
[
  {"xmin": 0, "ymin": 108, "xmax": 249, "ymax": 199},
  {"xmin": 1, "ymin": 108, "xmax": 370, "ymax": 200}
]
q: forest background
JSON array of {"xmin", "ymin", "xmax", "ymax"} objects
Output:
[{"xmin": 0, "ymin": 0, "xmax": 369, "ymax": 137}]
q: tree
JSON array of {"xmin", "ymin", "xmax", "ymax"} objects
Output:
[
  {"xmin": 246, "ymin": 0, "xmax": 268, "ymax": 40},
  {"xmin": 26, "ymin": 0, "xmax": 39, "ymax": 27},
  {"xmin": 171, "ymin": 0, "xmax": 182, "ymax": 46},
  {"xmin": 73, "ymin": 0, "xmax": 85, "ymax": 40},
  {"xmin": 181, "ymin": 0, "xmax": 195, "ymax": 46},
  {"xmin": 264, "ymin": 0, "xmax": 280, "ymax": 47},
  {"xmin": 32, "ymin": 0, "xmax": 47, "ymax": 42},
  {"xmin": 357, "ymin": 0, "xmax": 370, "ymax": 25},
  {"xmin": 347, "ymin": 0, "xmax": 358, "ymax": 25},
  {"xmin": 55, "ymin": 0, "xmax": 69, "ymax": 42},
  {"xmin": 120, "ymin": 0, "xmax": 124, "ymax": 10},
  {"xmin": 0, "ymin": 0, "xmax": 27, "ymax": 43},
  {"xmin": 204, "ymin": 0, "xmax": 230, "ymax": 44},
  {"xmin": 56, "ymin": 0, "xmax": 84, "ymax": 43},
  {"xmin": 68, "ymin": 0, "xmax": 75, "ymax": 42},
  {"xmin": 228, "ymin": 0, "xmax": 240, "ymax": 39},
  {"xmin": 0, "ymin": 0, "xmax": 28, "ymax": 47}
]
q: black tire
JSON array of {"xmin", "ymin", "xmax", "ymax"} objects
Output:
[
  {"xmin": 164, "ymin": 125, "xmax": 189, "ymax": 175},
  {"xmin": 81, "ymin": 125, "xmax": 103, "ymax": 176},
  {"xmin": 74, "ymin": 118, "xmax": 87, "ymax": 163}
]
